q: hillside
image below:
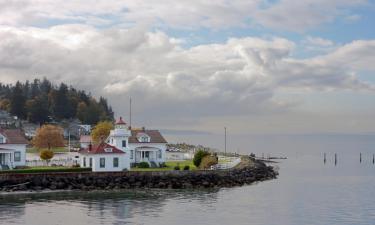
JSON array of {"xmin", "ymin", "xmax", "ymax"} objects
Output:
[{"xmin": 0, "ymin": 78, "xmax": 114, "ymax": 125}]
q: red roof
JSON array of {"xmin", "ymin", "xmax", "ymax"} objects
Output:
[
  {"xmin": 116, "ymin": 117, "xmax": 127, "ymax": 125},
  {"xmin": 79, "ymin": 142, "xmax": 125, "ymax": 154},
  {"xmin": 0, "ymin": 128, "xmax": 28, "ymax": 145},
  {"xmin": 129, "ymin": 129, "xmax": 167, "ymax": 143}
]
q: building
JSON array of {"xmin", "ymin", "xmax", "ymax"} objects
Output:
[
  {"xmin": 78, "ymin": 142, "xmax": 128, "ymax": 172},
  {"xmin": 166, "ymin": 148, "xmax": 193, "ymax": 161},
  {"xmin": 128, "ymin": 128, "xmax": 167, "ymax": 167},
  {"xmin": 0, "ymin": 128, "xmax": 28, "ymax": 170},
  {"xmin": 79, "ymin": 135, "xmax": 92, "ymax": 148},
  {"xmin": 78, "ymin": 117, "xmax": 168, "ymax": 171}
]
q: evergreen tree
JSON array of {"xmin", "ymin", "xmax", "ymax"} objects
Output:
[{"xmin": 9, "ymin": 81, "xmax": 26, "ymax": 119}]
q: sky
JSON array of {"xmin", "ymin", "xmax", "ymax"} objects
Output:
[{"xmin": 0, "ymin": 0, "xmax": 374, "ymax": 146}]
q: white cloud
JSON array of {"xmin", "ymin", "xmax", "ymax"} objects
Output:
[{"xmin": 0, "ymin": 25, "xmax": 374, "ymax": 123}]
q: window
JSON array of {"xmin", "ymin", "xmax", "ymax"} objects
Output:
[
  {"xmin": 122, "ymin": 140, "xmax": 126, "ymax": 147},
  {"xmin": 89, "ymin": 158, "xmax": 92, "ymax": 167},
  {"xmin": 83, "ymin": 157, "xmax": 86, "ymax": 167},
  {"xmin": 14, "ymin": 152, "xmax": 21, "ymax": 162},
  {"xmin": 130, "ymin": 150, "xmax": 134, "ymax": 159},
  {"xmin": 141, "ymin": 137, "xmax": 149, "ymax": 142},
  {"xmin": 100, "ymin": 158, "xmax": 105, "ymax": 168},
  {"xmin": 158, "ymin": 150, "xmax": 162, "ymax": 159},
  {"xmin": 104, "ymin": 148, "xmax": 113, "ymax": 153},
  {"xmin": 0, "ymin": 136, "xmax": 4, "ymax": 143},
  {"xmin": 113, "ymin": 157, "xmax": 119, "ymax": 167}
]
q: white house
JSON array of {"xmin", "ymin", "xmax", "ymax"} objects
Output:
[
  {"xmin": 0, "ymin": 128, "xmax": 28, "ymax": 170},
  {"xmin": 106, "ymin": 117, "xmax": 168, "ymax": 167},
  {"xmin": 78, "ymin": 117, "xmax": 168, "ymax": 171},
  {"xmin": 78, "ymin": 142, "xmax": 128, "ymax": 172}
]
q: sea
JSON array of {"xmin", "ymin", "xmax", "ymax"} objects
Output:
[{"xmin": 1, "ymin": 134, "xmax": 375, "ymax": 225}]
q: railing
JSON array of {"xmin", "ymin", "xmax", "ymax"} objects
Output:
[{"xmin": 212, "ymin": 157, "xmax": 241, "ymax": 170}]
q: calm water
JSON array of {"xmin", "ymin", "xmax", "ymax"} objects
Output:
[{"xmin": 1, "ymin": 136, "xmax": 375, "ymax": 225}]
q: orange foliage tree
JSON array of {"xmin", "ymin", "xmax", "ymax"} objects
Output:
[
  {"xmin": 91, "ymin": 121, "xmax": 113, "ymax": 143},
  {"xmin": 32, "ymin": 125, "xmax": 65, "ymax": 150}
]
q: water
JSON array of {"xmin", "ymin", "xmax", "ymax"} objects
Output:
[{"xmin": 1, "ymin": 136, "xmax": 375, "ymax": 225}]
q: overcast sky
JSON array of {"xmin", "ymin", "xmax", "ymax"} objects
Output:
[{"xmin": 0, "ymin": 0, "xmax": 374, "ymax": 138}]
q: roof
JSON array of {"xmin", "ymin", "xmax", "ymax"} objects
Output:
[
  {"xmin": 79, "ymin": 142, "xmax": 125, "ymax": 154},
  {"xmin": 79, "ymin": 135, "xmax": 92, "ymax": 143},
  {"xmin": 0, "ymin": 128, "xmax": 28, "ymax": 144},
  {"xmin": 129, "ymin": 129, "xmax": 167, "ymax": 144},
  {"xmin": 116, "ymin": 117, "xmax": 127, "ymax": 125}
]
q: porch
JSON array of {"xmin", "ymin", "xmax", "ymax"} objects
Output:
[
  {"xmin": 134, "ymin": 147, "xmax": 162, "ymax": 165},
  {"xmin": 0, "ymin": 150, "xmax": 14, "ymax": 170}
]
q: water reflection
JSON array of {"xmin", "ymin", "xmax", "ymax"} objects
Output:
[{"xmin": 0, "ymin": 189, "xmax": 220, "ymax": 225}]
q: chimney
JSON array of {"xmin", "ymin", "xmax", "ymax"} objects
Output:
[
  {"xmin": 142, "ymin": 126, "xmax": 145, "ymax": 131},
  {"xmin": 88, "ymin": 143, "xmax": 92, "ymax": 151},
  {"xmin": 100, "ymin": 135, "xmax": 105, "ymax": 143}
]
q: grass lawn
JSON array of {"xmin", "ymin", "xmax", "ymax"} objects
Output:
[
  {"xmin": 0, "ymin": 166, "xmax": 91, "ymax": 174},
  {"xmin": 131, "ymin": 160, "xmax": 197, "ymax": 172},
  {"xmin": 26, "ymin": 147, "xmax": 68, "ymax": 154}
]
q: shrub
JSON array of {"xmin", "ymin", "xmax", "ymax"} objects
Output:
[
  {"xmin": 174, "ymin": 165, "xmax": 180, "ymax": 170},
  {"xmin": 138, "ymin": 162, "xmax": 150, "ymax": 168},
  {"xmin": 200, "ymin": 155, "xmax": 218, "ymax": 169},
  {"xmin": 39, "ymin": 149, "xmax": 54, "ymax": 165},
  {"xmin": 183, "ymin": 165, "xmax": 190, "ymax": 170},
  {"xmin": 159, "ymin": 162, "xmax": 167, "ymax": 168},
  {"xmin": 193, "ymin": 149, "xmax": 210, "ymax": 167}
]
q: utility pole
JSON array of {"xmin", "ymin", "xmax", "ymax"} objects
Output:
[
  {"xmin": 224, "ymin": 127, "xmax": 227, "ymax": 157},
  {"xmin": 129, "ymin": 97, "xmax": 132, "ymax": 128}
]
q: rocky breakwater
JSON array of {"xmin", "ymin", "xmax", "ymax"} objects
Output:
[{"xmin": 0, "ymin": 158, "xmax": 278, "ymax": 192}]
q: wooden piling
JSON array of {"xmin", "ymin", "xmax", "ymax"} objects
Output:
[
  {"xmin": 360, "ymin": 153, "xmax": 362, "ymax": 163},
  {"xmin": 324, "ymin": 153, "xmax": 326, "ymax": 164},
  {"xmin": 334, "ymin": 153, "xmax": 337, "ymax": 166}
]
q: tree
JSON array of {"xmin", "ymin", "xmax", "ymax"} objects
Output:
[
  {"xmin": 32, "ymin": 125, "xmax": 64, "ymax": 150},
  {"xmin": 9, "ymin": 81, "xmax": 26, "ymax": 119},
  {"xmin": 193, "ymin": 149, "xmax": 210, "ymax": 167},
  {"xmin": 26, "ymin": 95, "xmax": 50, "ymax": 124},
  {"xmin": 76, "ymin": 101, "xmax": 88, "ymax": 122},
  {"xmin": 40, "ymin": 149, "xmax": 54, "ymax": 165},
  {"xmin": 91, "ymin": 121, "xmax": 113, "ymax": 143},
  {"xmin": 0, "ymin": 99, "xmax": 10, "ymax": 111}
]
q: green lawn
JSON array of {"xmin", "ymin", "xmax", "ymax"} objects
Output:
[
  {"xmin": 26, "ymin": 147, "xmax": 68, "ymax": 154},
  {"xmin": 131, "ymin": 160, "xmax": 197, "ymax": 172},
  {"xmin": 0, "ymin": 166, "xmax": 91, "ymax": 174}
]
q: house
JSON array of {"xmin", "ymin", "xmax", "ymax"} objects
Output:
[
  {"xmin": 128, "ymin": 128, "xmax": 167, "ymax": 167},
  {"xmin": 166, "ymin": 148, "xmax": 193, "ymax": 161},
  {"xmin": 78, "ymin": 117, "xmax": 168, "ymax": 171},
  {"xmin": 78, "ymin": 142, "xmax": 128, "ymax": 172},
  {"xmin": 0, "ymin": 128, "xmax": 28, "ymax": 170}
]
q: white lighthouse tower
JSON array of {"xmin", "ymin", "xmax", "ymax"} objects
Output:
[{"xmin": 107, "ymin": 117, "xmax": 131, "ymax": 170}]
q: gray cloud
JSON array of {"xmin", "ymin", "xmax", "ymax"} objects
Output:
[{"xmin": 0, "ymin": 25, "xmax": 374, "ymax": 127}]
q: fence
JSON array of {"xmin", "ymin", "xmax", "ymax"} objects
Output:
[{"xmin": 26, "ymin": 158, "xmax": 76, "ymax": 167}]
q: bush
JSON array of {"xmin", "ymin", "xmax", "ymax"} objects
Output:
[
  {"xmin": 200, "ymin": 155, "xmax": 218, "ymax": 169},
  {"xmin": 174, "ymin": 165, "xmax": 180, "ymax": 170},
  {"xmin": 40, "ymin": 149, "xmax": 54, "ymax": 161},
  {"xmin": 193, "ymin": 149, "xmax": 210, "ymax": 167},
  {"xmin": 183, "ymin": 165, "xmax": 190, "ymax": 170},
  {"xmin": 159, "ymin": 162, "xmax": 167, "ymax": 168},
  {"xmin": 138, "ymin": 162, "xmax": 150, "ymax": 168}
]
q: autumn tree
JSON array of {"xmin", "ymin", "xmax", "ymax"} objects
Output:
[
  {"xmin": 91, "ymin": 121, "xmax": 113, "ymax": 143},
  {"xmin": 32, "ymin": 125, "xmax": 65, "ymax": 150}
]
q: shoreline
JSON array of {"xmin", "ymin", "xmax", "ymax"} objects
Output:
[{"xmin": 0, "ymin": 157, "xmax": 278, "ymax": 193}]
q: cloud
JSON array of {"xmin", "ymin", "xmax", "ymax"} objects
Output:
[
  {"xmin": 0, "ymin": 25, "xmax": 374, "ymax": 124},
  {"xmin": 0, "ymin": 0, "xmax": 367, "ymax": 31},
  {"xmin": 254, "ymin": 0, "xmax": 366, "ymax": 31}
]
